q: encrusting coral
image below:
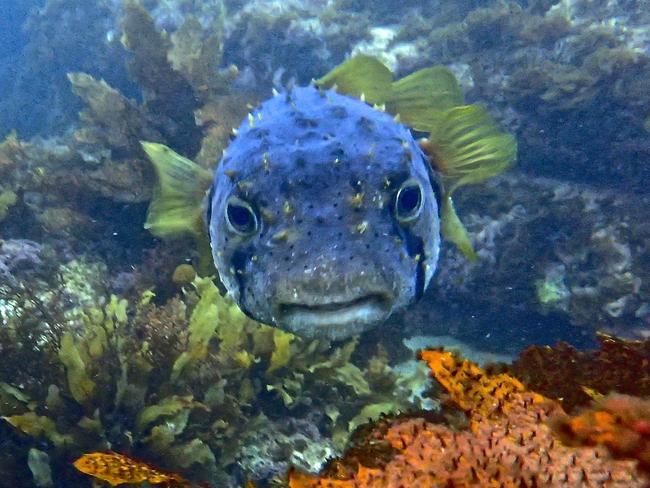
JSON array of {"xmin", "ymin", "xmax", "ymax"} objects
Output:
[{"xmin": 289, "ymin": 349, "xmax": 645, "ymax": 487}]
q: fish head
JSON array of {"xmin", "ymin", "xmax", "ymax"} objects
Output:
[{"xmin": 209, "ymin": 86, "xmax": 440, "ymax": 339}]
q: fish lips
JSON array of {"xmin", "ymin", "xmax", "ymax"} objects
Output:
[{"xmin": 273, "ymin": 292, "xmax": 393, "ymax": 340}]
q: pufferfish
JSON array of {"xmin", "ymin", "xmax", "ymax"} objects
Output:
[{"xmin": 142, "ymin": 55, "xmax": 516, "ymax": 340}]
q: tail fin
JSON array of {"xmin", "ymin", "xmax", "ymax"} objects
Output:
[
  {"xmin": 422, "ymin": 105, "xmax": 517, "ymax": 260},
  {"xmin": 141, "ymin": 142, "xmax": 213, "ymax": 239}
]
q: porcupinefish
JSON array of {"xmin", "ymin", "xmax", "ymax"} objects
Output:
[{"xmin": 142, "ymin": 56, "xmax": 516, "ymax": 340}]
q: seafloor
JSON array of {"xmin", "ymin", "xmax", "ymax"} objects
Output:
[{"xmin": 0, "ymin": 0, "xmax": 649, "ymax": 487}]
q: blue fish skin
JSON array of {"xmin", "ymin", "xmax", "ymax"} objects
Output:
[{"xmin": 209, "ymin": 86, "xmax": 440, "ymax": 339}]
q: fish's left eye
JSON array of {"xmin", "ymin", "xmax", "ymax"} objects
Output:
[
  {"xmin": 395, "ymin": 179, "xmax": 424, "ymax": 223},
  {"xmin": 225, "ymin": 196, "xmax": 259, "ymax": 236}
]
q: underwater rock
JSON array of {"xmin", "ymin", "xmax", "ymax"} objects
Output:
[
  {"xmin": 0, "ymin": 240, "xmax": 43, "ymax": 285},
  {"xmin": 3, "ymin": 0, "xmax": 648, "ymax": 193},
  {"xmin": 236, "ymin": 413, "xmax": 338, "ymax": 481},
  {"xmin": 402, "ymin": 172, "xmax": 650, "ymax": 350},
  {"xmin": 221, "ymin": 0, "xmax": 373, "ymax": 86}
]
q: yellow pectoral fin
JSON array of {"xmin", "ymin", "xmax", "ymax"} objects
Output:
[
  {"xmin": 440, "ymin": 194, "xmax": 477, "ymax": 262},
  {"xmin": 428, "ymin": 105, "xmax": 517, "ymax": 189},
  {"xmin": 317, "ymin": 55, "xmax": 392, "ymax": 104},
  {"xmin": 141, "ymin": 141, "xmax": 213, "ymax": 239},
  {"xmin": 387, "ymin": 66, "xmax": 464, "ymax": 131}
]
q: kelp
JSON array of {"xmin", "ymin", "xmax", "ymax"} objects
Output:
[
  {"xmin": 0, "ymin": 275, "xmax": 423, "ymax": 486},
  {"xmin": 171, "ymin": 277, "xmax": 222, "ymax": 381}
]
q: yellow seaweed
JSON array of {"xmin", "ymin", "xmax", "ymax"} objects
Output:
[{"xmin": 58, "ymin": 333, "xmax": 96, "ymax": 406}]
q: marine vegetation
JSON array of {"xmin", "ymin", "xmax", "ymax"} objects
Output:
[
  {"xmin": 289, "ymin": 345, "xmax": 648, "ymax": 487},
  {"xmin": 143, "ymin": 54, "xmax": 516, "ymax": 340},
  {"xmin": 0, "ymin": 272, "xmax": 426, "ymax": 487}
]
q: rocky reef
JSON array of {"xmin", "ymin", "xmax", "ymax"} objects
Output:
[{"xmin": 346, "ymin": 0, "xmax": 650, "ymax": 194}]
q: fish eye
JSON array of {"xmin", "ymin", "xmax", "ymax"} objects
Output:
[
  {"xmin": 225, "ymin": 196, "xmax": 259, "ymax": 236},
  {"xmin": 394, "ymin": 179, "xmax": 424, "ymax": 223}
]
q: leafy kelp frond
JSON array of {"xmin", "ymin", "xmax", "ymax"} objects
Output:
[{"xmin": 170, "ymin": 276, "xmax": 221, "ymax": 382}]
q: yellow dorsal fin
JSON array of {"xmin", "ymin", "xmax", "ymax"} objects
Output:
[
  {"xmin": 387, "ymin": 66, "xmax": 464, "ymax": 131},
  {"xmin": 317, "ymin": 55, "xmax": 392, "ymax": 105},
  {"xmin": 141, "ymin": 142, "xmax": 213, "ymax": 239},
  {"xmin": 422, "ymin": 105, "xmax": 517, "ymax": 260},
  {"xmin": 318, "ymin": 56, "xmax": 464, "ymax": 131}
]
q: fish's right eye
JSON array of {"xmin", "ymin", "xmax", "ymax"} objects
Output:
[{"xmin": 225, "ymin": 196, "xmax": 259, "ymax": 236}]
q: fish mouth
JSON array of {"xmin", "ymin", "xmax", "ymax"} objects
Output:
[{"xmin": 275, "ymin": 293, "xmax": 392, "ymax": 339}]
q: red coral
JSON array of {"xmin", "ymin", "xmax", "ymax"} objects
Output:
[{"xmin": 288, "ymin": 349, "xmax": 645, "ymax": 487}]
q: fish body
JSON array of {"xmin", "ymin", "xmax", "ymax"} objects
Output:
[
  {"xmin": 209, "ymin": 86, "xmax": 440, "ymax": 339},
  {"xmin": 143, "ymin": 55, "xmax": 516, "ymax": 340},
  {"xmin": 73, "ymin": 452, "xmax": 191, "ymax": 487}
]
